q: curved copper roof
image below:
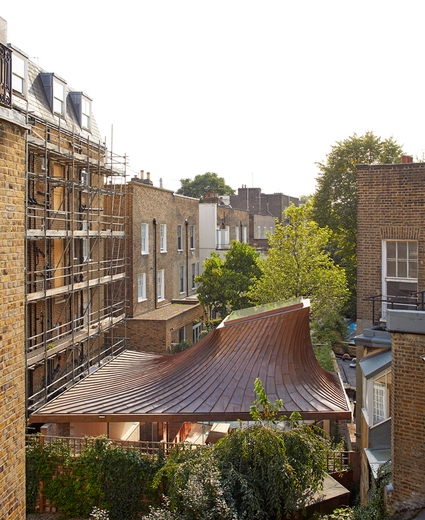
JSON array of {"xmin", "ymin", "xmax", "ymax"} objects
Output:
[{"xmin": 29, "ymin": 301, "xmax": 351, "ymax": 424}]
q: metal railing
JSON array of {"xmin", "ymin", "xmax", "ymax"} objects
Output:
[{"xmin": 364, "ymin": 290, "xmax": 425, "ymax": 326}]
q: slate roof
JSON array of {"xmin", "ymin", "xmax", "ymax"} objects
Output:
[
  {"xmin": 9, "ymin": 43, "xmax": 103, "ymax": 143},
  {"xmin": 29, "ymin": 300, "xmax": 351, "ymax": 424}
]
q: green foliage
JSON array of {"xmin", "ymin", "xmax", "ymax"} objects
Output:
[
  {"xmin": 151, "ymin": 445, "xmax": 236, "ymax": 520},
  {"xmin": 196, "ymin": 241, "xmax": 261, "ymax": 318},
  {"xmin": 25, "ymin": 436, "xmax": 164, "ymax": 519},
  {"xmin": 249, "ymin": 377, "xmax": 284, "ymax": 426},
  {"xmin": 312, "ymin": 342, "xmax": 336, "ymax": 372},
  {"xmin": 248, "ymin": 201, "xmax": 348, "ymax": 326},
  {"xmin": 177, "ymin": 172, "xmax": 235, "ymax": 200},
  {"xmin": 353, "ymin": 461, "xmax": 391, "ymax": 520},
  {"xmin": 313, "ymin": 131, "xmax": 404, "ymax": 318},
  {"xmin": 312, "ymin": 506, "xmax": 354, "ymax": 519}
]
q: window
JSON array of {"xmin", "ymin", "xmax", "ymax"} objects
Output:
[
  {"xmin": 137, "ymin": 273, "xmax": 146, "ymax": 302},
  {"xmin": 257, "ymin": 226, "xmax": 261, "ymax": 239},
  {"xmin": 160, "ymin": 224, "xmax": 167, "ymax": 252},
  {"xmin": 82, "ymin": 221, "xmax": 90, "ymax": 262},
  {"xmin": 191, "ymin": 263, "xmax": 196, "ymax": 290},
  {"xmin": 11, "ymin": 51, "xmax": 26, "ymax": 96},
  {"xmin": 242, "ymin": 226, "xmax": 247, "ymax": 243},
  {"xmin": 177, "ymin": 225, "xmax": 183, "ymax": 250},
  {"xmin": 386, "ymin": 240, "xmax": 417, "ymax": 279},
  {"xmin": 190, "ymin": 225, "xmax": 195, "ymax": 249},
  {"xmin": 263, "ymin": 226, "xmax": 267, "ymax": 239},
  {"xmin": 382, "ymin": 240, "xmax": 418, "ymax": 317},
  {"xmin": 157, "ymin": 269, "xmax": 164, "ymax": 300},
  {"xmin": 193, "ymin": 321, "xmax": 202, "ymax": 343},
  {"xmin": 179, "ymin": 327, "xmax": 185, "ymax": 343},
  {"xmin": 235, "ymin": 226, "xmax": 239, "ymax": 242},
  {"xmin": 81, "ymin": 96, "xmax": 91, "ymax": 129},
  {"xmin": 53, "ymin": 78, "xmax": 66, "ymax": 116},
  {"xmin": 217, "ymin": 227, "xmax": 229, "ymax": 249},
  {"xmin": 80, "ymin": 168, "xmax": 90, "ymax": 186},
  {"xmin": 141, "ymin": 223, "xmax": 149, "ymax": 254},
  {"xmin": 179, "ymin": 266, "xmax": 185, "ymax": 293}
]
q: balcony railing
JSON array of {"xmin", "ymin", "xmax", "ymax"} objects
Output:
[
  {"xmin": 0, "ymin": 42, "xmax": 12, "ymax": 109},
  {"xmin": 364, "ymin": 290, "xmax": 425, "ymax": 326}
]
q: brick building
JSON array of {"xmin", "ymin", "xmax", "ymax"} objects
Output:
[
  {"xmin": 229, "ymin": 186, "xmax": 299, "ymax": 221},
  {"xmin": 355, "ymin": 159, "xmax": 425, "ymax": 508},
  {"xmin": 0, "ymin": 20, "xmax": 27, "ymax": 519},
  {"xmin": 4, "ymin": 23, "xmax": 128, "ymax": 420},
  {"xmin": 119, "ymin": 174, "xmax": 204, "ymax": 353}
]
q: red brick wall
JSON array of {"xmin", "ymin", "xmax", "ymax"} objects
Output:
[{"xmin": 390, "ymin": 331, "xmax": 425, "ymax": 511}]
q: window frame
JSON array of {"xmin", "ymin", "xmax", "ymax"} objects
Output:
[
  {"xmin": 179, "ymin": 265, "xmax": 185, "ymax": 293},
  {"xmin": 160, "ymin": 224, "xmax": 167, "ymax": 253},
  {"xmin": 11, "ymin": 50, "xmax": 27, "ymax": 97},
  {"xmin": 141, "ymin": 223, "xmax": 149, "ymax": 254},
  {"xmin": 177, "ymin": 225, "xmax": 183, "ymax": 251},
  {"xmin": 137, "ymin": 273, "xmax": 147, "ymax": 302},
  {"xmin": 53, "ymin": 77, "xmax": 66, "ymax": 117},
  {"xmin": 157, "ymin": 269, "xmax": 165, "ymax": 301}
]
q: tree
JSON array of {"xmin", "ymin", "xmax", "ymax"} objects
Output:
[
  {"xmin": 196, "ymin": 241, "xmax": 261, "ymax": 319},
  {"xmin": 313, "ymin": 131, "xmax": 404, "ymax": 317},
  {"xmin": 177, "ymin": 172, "xmax": 235, "ymax": 201},
  {"xmin": 149, "ymin": 379, "xmax": 332, "ymax": 520},
  {"xmin": 248, "ymin": 201, "xmax": 348, "ymax": 325}
]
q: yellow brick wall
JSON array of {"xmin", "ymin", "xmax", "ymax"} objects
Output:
[{"xmin": 0, "ymin": 118, "xmax": 27, "ymax": 518}]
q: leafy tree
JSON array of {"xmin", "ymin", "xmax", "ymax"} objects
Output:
[
  {"xmin": 196, "ymin": 241, "xmax": 261, "ymax": 319},
  {"xmin": 248, "ymin": 201, "xmax": 348, "ymax": 325},
  {"xmin": 149, "ymin": 379, "xmax": 332, "ymax": 520},
  {"xmin": 177, "ymin": 172, "xmax": 235, "ymax": 201},
  {"xmin": 313, "ymin": 131, "xmax": 404, "ymax": 317}
]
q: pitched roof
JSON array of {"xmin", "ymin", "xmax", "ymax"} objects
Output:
[{"xmin": 29, "ymin": 300, "xmax": 351, "ymax": 424}]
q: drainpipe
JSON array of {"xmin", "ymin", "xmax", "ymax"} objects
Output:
[
  {"xmin": 185, "ymin": 219, "xmax": 189, "ymax": 297},
  {"xmin": 153, "ymin": 218, "xmax": 157, "ymax": 308}
]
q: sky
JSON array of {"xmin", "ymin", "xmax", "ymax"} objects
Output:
[{"xmin": 2, "ymin": 1, "xmax": 425, "ymax": 198}]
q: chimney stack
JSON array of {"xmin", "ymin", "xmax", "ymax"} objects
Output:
[
  {"xmin": 401, "ymin": 155, "xmax": 413, "ymax": 164},
  {"xmin": 140, "ymin": 170, "xmax": 144, "ymax": 180}
]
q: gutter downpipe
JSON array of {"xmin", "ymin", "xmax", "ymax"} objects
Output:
[
  {"xmin": 185, "ymin": 219, "xmax": 189, "ymax": 297},
  {"xmin": 153, "ymin": 218, "xmax": 157, "ymax": 308}
]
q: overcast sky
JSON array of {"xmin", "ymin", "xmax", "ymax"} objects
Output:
[{"xmin": 3, "ymin": 1, "xmax": 425, "ymax": 197}]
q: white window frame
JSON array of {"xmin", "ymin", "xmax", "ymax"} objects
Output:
[
  {"xmin": 193, "ymin": 321, "xmax": 202, "ymax": 343},
  {"xmin": 81, "ymin": 95, "xmax": 92, "ymax": 130},
  {"xmin": 137, "ymin": 273, "xmax": 147, "ymax": 302},
  {"xmin": 364, "ymin": 368, "xmax": 391, "ymax": 426},
  {"xmin": 177, "ymin": 225, "xmax": 183, "ymax": 251},
  {"xmin": 53, "ymin": 77, "xmax": 66, "ymax": 117},
  {"xmin": 216, "ymin": 226, "xmax": 229, "ymax": 250},
  {"xmin": 242, "ymin": 226, "xmax": 247, "ymax": 243},
  {"xmin": 141, "ymin": 223, "xmax": 149, "ymax": 254},
  {"xmin": 11, "ymin": 51, "xmax": 27, "ymax": 96},
  {"xmin": 382, "ymin": 240, "xmax": 418, "ymax": 318},
  {"xmin": 157, "ymin": 269, "xmax": 165, "ymax": 301},
  {"xmin": 160, "ymin": 224, "xmax": 167, "ymax": 253}
]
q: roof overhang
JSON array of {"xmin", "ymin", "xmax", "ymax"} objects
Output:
[{"xmin": 29, "ymin": 299, "xmax": 351, "ymax": 424}]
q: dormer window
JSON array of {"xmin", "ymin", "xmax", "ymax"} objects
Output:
[
  {"xmin": 53, "ymin": 78, "xmax": 66, "ymax": 116},
  {"xmin": 11, "ymin": 50, "xmax": 27, "ymax": 96},
  {"xmin": 69, "ymin": 91, "xmax": 92, "ymax": 130},
  {"xmin": 39, "ymin": 73, "xmax": 67, "ymax": 117}
]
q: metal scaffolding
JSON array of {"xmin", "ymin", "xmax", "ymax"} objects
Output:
[{"xmin": 25, "ymin": 114, "xmax": 127, "ymax": 416}]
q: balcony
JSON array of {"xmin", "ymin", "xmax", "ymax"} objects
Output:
[{"xmin": 0, "ymin": 42, "xmax": 12, "ymax": 109}]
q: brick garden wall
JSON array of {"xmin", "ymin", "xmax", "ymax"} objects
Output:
[{"xmin": 0, "ymin": 116, "xmax": 27, "ymax": 519}]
